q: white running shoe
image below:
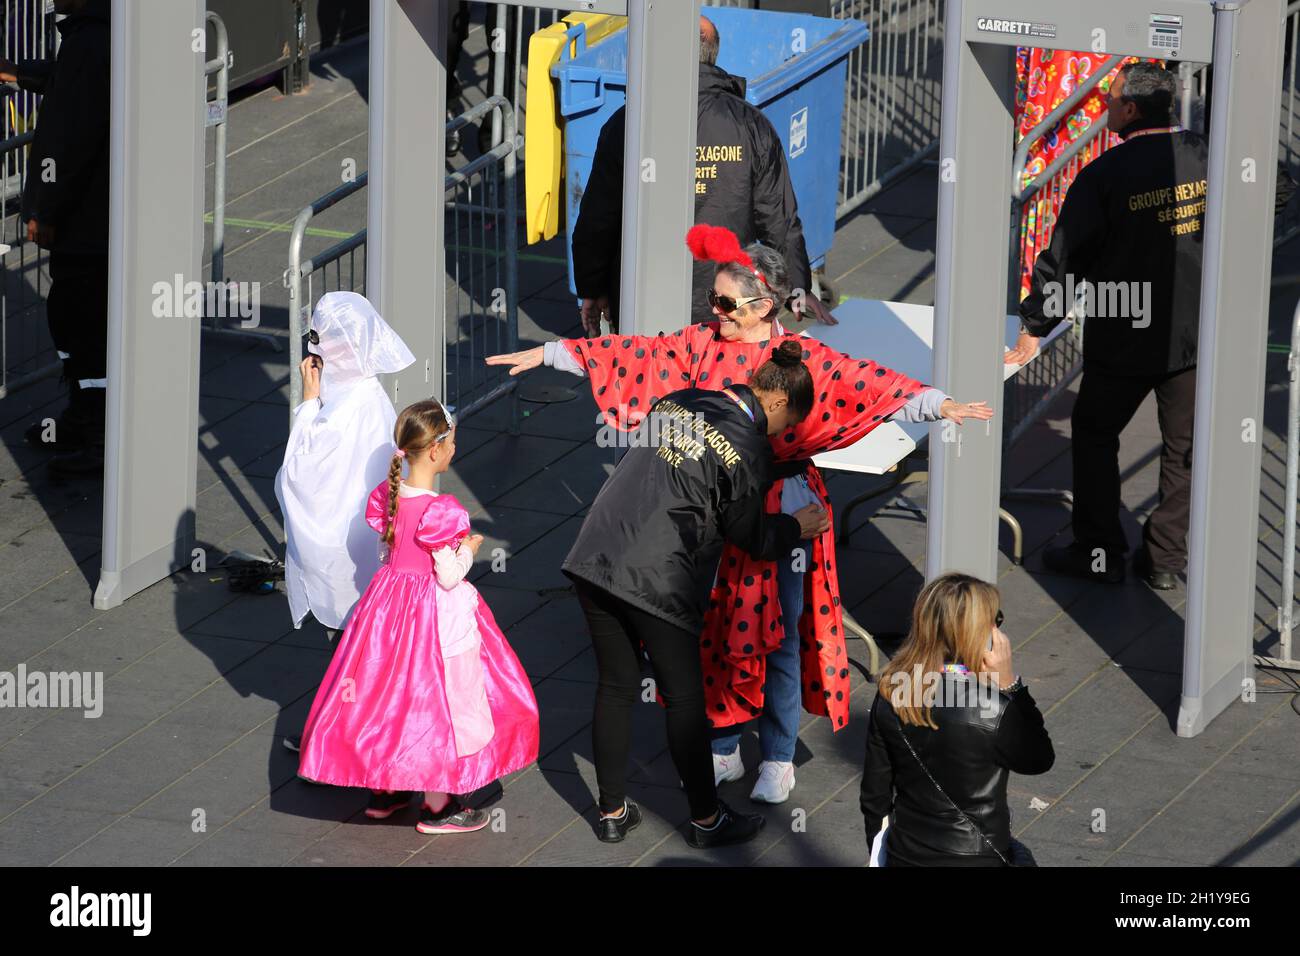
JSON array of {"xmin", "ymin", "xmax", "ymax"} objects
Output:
[
  {"xmin": 749, "ymin": 761, "xmax": 796, "ymax": 804},
  {"xmin": 713, "ymin": 748, "xmax": 745, "ymax": 787}
]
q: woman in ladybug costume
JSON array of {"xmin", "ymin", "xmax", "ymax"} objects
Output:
[{"xmin": 488, "ymin": 225, "xmax": 993, "ymax": 804}]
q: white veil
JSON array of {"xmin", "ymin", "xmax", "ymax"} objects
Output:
[{"xmin": 276, "ymin": 292, "xmax": 415, "ymax": 630}]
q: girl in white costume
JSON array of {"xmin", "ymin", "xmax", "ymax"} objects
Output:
[{"xmin": 275, "ymin": 291, "xmax": 415, "ymax": 631}]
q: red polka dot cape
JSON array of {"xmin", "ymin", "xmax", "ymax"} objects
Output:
[{"xmin": 561, "ymin": 322, "xmax": 928, "ymax": 732}]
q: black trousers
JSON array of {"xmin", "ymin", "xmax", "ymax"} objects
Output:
[
  {"xmin": 573, "ymin": 579, "xmax": 717, "ymax": 820},
  {"xmin": 47, "ymin": 249, "xmax": 110, "ymax": 384},
  {"xmin": 1071, "ymin": 364, "xmax": 1196, "ymax": 572}
]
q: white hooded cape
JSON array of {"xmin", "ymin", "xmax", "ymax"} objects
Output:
[{"xmin": 274, "ymin": 291, "xmax": 415, "ymax": 630}]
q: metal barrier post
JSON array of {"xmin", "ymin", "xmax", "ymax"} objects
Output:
[
  {"xmin": 202, "ymin": 11, "xmax": 279, "ymax": 350},
  {"xmin": 284, "ymin": 172, "xmax": 370, "ymax": 420},
  {"xmin": 1272, "ymin": 295, "xmax": 1300, "ymax": 672}
]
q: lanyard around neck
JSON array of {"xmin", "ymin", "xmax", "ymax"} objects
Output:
[
  {"xmin": 721, "ymin": 387, "xmax": 755, "ymax": 423},
  {"xmin": 1124, "ymin": 125, "xmax": 1183, "ymax": 141}
]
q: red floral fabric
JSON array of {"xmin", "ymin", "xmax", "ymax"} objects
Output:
[
  {"xmin": 562, "ymin": 323, "xmax": 927, "ymax": 731},
  {"xmin": 1014, "ymin": 49, "xmax": 1143, "ymax": 299}
]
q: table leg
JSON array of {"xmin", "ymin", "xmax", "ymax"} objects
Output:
[{"xmin": 841, "ymin": 608, "xmax": 880, "ymax": 678}]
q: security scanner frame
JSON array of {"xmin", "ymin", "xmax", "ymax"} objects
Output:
[
  {"xmin": 98, "ymin": 0, "xmax": 699, "ymax": 607},
  {"xmin": 929, "ymin": 0, "xmax": 1284, "ymax": 736}
]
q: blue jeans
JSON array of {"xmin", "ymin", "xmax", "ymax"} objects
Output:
[{"xmin": 711, "ymin": 541, "xmax": 808, "ymax": 764}]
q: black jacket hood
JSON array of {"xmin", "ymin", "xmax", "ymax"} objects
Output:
[{"xmin": 699, "ymin": 61, "xmax": 746, "ymax": 99}]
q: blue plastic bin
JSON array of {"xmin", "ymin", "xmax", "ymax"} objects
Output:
[{"xmin": 552, "ymin": 6, "xmax": 868, "ymax": 297}]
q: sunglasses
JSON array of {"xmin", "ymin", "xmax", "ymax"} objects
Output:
[
  {"xmin": 707, "ymin": 288, "xmax": 768, "ymax": 316},
  {"xmin": 995, "ymin": 609, "xmax": 1004, "ymax": 629}
]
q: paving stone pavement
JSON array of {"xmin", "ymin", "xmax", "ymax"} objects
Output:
[{"xmin": 1, "ymin": 29, "xmax": 1298, "ymax": 867}]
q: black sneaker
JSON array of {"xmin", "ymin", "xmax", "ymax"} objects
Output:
[
  {"xmin": 416, "ymin": 801, "xmax": 491, "ymax": 834},
  {"xmin": 364, "ymin": 790, "xmax": 415, "ymax": 819},
  {"xmin": 1133, "ymin": 548, "xmax": 1180, "ymax": 591},
  {"xmin": 282, "ymin": 736, "xmax": 301, "ymax": 753},
  {"xmin": 685, "ymin": 799, "xmax": 765, "ymax": 849},
  {"xmin": 595, "ymin": 799, "xmax": 642, "ymax": 844},
  {"xmin": 1042, "ymin": 541, "xmax": 1124, "ymax": 583}
]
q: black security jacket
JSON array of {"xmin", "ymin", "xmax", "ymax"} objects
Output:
[
  {"xmin": 860, "ymin": 675, "xmax": 1055, "ymax": 867},
  {"xmin": 16, "ymin": 1, "xmax": 110, "ymax": 255},
  {"xmin": 570, "ymin": 62, "xmax": 811, "ymax": 329},
  {"xmin": 562, "ymin": 384, "xmax": 801, "ymax": 634},
  {"xmin": 1019, "ymin": 127, "xmax": 1211, "ymax": 377}
]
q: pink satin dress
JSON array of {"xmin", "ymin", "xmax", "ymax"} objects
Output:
[{"xmin": 298, "ymin": 483, "xmax": 540, "ymax": 794}]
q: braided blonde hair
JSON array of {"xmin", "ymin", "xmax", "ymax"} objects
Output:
[{"xmin": 383, "ymin": 399, "xmax": 453, "ymax": 546}]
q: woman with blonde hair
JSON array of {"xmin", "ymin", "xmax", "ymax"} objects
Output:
[{"xmin": 860, "ymin": 573, "xmax": 1054, "ymax": 866}]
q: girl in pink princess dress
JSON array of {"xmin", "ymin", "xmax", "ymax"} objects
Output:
[{"xmin": 297, "ymin": 398, "xmax": 540, "ymax": 833}]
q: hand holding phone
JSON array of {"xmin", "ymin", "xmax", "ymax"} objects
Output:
[{"xmin": 981, "ymin": 627, "xmax": 1014, "ymax": 687}]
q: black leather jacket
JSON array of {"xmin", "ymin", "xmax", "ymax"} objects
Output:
[{"xmin": 860, "ymin": 673, "xmax": 1054, "ymax": 867}]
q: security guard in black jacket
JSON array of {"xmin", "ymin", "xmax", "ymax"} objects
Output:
[
  {"xmin": 1008, "ymin": 62, "xmax": 1213, "ymax": 589},
  {"xmin": 569, "ymin": 15, "xmax": 834, "ymax": 334},
  {"xmin": 564, "ymin": 341, "xmax": 830, "ymax": 849},
  {"xmin": 4, "ymin": 0, "xmax": 111, "ymax": 476}
]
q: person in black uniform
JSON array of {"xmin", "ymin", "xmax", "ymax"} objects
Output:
[
  {"xmin": 569, "ymin": 15, "xmax": 836, "ymax": 334},
  {"xmin": 1006, "ymin": 62, "xmax": 1208, "ymax": 590},
  {"xmin": 3, "ymin": 0, "xmax": 111, "ymax": 476},
  {"xmin": 563, "ymin": 340, "xmax": 830, "ymax": 848}
]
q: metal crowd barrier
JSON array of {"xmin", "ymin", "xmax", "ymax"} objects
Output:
[
  {"xmin": 201, "ymin": 11, "xmax": 274, "ymax": 350},
  {"xmin": 284, "ymin": 95, "xmax": 521, "ymax": 430},
  {"xmin": 830, "ymin": 0, "xmax": 943, "ymax": 220},
  {"xmin": 1275, "ymin": 297, "xmax": 1300, "ymax": 673},
  {"xmin": 711, "ymin": 0, "xmax": 944, "ymax": 220},
  {"xmin": 0, "ymin": 0, "xmax": 55, "ymax": 399}
]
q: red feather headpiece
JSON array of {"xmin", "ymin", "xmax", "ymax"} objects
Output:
[{"xmin": 685, "ymin": 224, "xmax": 771, "ymax": 290}]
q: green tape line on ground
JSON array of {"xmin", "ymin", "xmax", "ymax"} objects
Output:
[
  {"xmin": 204, "ymin": 218, "xmax": 573, "ymax": 265},
  {"xmin": 204, "ymin": 214, "xmax": 356, "ymax": 240}
]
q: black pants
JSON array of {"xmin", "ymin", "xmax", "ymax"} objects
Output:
[
  {"xmin": 1071, "ymin": 365, "xmax": 1196, "ymax": 572},
  {"xmin": 47, "ymin": 249, "xmax": 110, "ymax": 384},
  {"xmin": 573, "ymin": 579, "xmax": 717, "ymax": 820}
]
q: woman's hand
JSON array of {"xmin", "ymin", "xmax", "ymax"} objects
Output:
[
  {"xmin": 300, "ymin": 356, "xmax": 323, "ymax": 402},
  {"xmin": 464, "ymin": 533, "xmax": 485, "ymax": 557},
  {"xmin": 981, "ymin": 627, "xmax": 1015, "ymax": 689},
  {"xmin": 1004, "ymin": 331, "xmax": 1040, "ymax": 366},
  {"xmin": 580, "ymin": 296, "xmax": 610, "ymax": 337},
  {"xmin": 485, "ymin": 346, "xmax": 545, "ymax": 376},
  {"xmin": 792, "ymin": 504, "xmax": 831, "ymax": 538},
  {"xmin": 792, "ymin": 293, "xmax": 839, "ymax": 326},
  {"xmin": 939, "ymin": 399, "xmax": 994, "ymax": 425}
]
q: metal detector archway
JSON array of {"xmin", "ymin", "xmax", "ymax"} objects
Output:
[
  {"xmin": 927, "ymin": 0, "xmax": 1284, "ymax": 736},
  {"xmin": 98, "ymin": 0, "xmax": 699, "ymax": 605}
]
